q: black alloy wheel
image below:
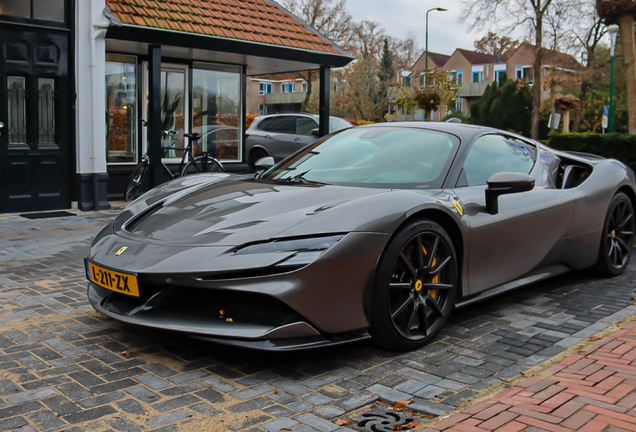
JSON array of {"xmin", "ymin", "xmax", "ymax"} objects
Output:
[
  {"xmin": 597, "ymin": 192, "xmax": 635, "ymax": 276},
  {"xmin": 370, "ymin": 219, "xmax": 458, "ymax": 350}
]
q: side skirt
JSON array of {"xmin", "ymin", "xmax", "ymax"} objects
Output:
[{"xmin": 455, "ymin": 264, "xmax": 571, "ymax": 309}]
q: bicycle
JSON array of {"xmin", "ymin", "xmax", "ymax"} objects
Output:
[{"xmin": 125, "ymin": 122, "xmax": 224, "ymax": 201}]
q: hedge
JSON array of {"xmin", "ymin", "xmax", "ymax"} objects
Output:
[{"xmin": 547, "ymin": 133, "xmax": 636, "ymax": 174}]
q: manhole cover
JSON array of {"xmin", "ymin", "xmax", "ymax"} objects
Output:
[{"xmin": 353, "ymin": 409, "xmax": 423, "ymax": 432}]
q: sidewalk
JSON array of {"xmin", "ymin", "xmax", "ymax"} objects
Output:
[{"xmin": 420, "ymin": 319, "xmax": 636, "ymax": 432}]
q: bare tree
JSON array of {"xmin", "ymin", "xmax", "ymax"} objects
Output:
[
  {"xmin": 463, "ymin": 0, "xmax": 564, "ymax": 139},
  {"xmin": 389, "ymin": 34, "xmax": 422, "ymax": 69},
  {"xmin": 282, "ymin": 0, "xmax": 354, "ymax": 46},
  {"xmin": 282, "ymin": 0, "xmax": 354, "ymax": 110},
  {"xmin": 350, "ymin": 20, "xmax": 386, "ymax": 59}
]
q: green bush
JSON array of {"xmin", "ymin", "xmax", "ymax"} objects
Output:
[
  {"xmin": 442, "ymin": 110, "xmax": 469, "ymax": 124},
  {"xmin": 547, "ymin": 133, "xmax": 636, "ymax": 173},
  {"xmin": 469, "ymin": 73, "xmax": 533, "ymax": 137}
]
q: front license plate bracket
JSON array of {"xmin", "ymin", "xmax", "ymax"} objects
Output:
[{"xmin": 85, "ymin": 259, "xmax": 140, "ymax": 298}]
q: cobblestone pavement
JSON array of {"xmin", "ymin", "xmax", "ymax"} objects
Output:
[
  {"xmin": 423, "ymin": 319, "xmax": 636, "ymax": 432},
  {"xmin": 0, "ymin": 209, "xmax": 635, "ymax": 432}
]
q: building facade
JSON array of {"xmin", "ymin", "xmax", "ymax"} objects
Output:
[
  {"xmin": 0, "ymin": 0, "xmax": 351, "ymax": 214},
  {"xmin": 389, "ymin": 44, "xmax": 582, "ymax": 122},
  {"xmin": 247, "ymin": 72, "xmax": 319, "ymax": 115}
]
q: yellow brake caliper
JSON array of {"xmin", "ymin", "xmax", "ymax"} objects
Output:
[{"xmin": 421, "ymin": 246, "xmax": 439, "ymax": 305}]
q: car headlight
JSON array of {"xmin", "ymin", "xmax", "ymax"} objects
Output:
[{"xmin": 236, "ymin": 235, "xmax": 345, "ymax": 267}]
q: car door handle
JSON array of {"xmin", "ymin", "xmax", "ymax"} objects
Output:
[
  {"xmin": 294, "ymin": 138, "xmax": 301, "ymax": 142},
  {"xmin": 265, "ymin": 135, "xmax": 271, "ymax": 139}
]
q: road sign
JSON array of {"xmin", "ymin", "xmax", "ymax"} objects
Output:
[
  {"xmin": 602, "ymin": 105, "xmax": 609, "ymax": 130},
  {"xmin": 549, "ymin": 113, "xmax": 561, "ymax": 130}
]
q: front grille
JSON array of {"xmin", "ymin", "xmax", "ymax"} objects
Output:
[
  {"xmin": 169, "ymin": 290, "xmax": 298, "ymax": 326},
  {"xmin": 103, "ymin": 286, "xmax": 300, "ymax": 327}
]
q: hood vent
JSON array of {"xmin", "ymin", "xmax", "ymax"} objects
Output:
[{"xmin": 124, "ymin": 202, "xmax": 164, "ymax": 233}]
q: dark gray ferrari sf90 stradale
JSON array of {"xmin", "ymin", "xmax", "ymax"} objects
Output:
[{"xmin": 86, "ymin": 123, "xmax": 636, "ymax": 351}]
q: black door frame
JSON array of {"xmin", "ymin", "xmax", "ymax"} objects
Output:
[{"xmin": 0, "ymin": 1, "xmax": 75, "ymax": 213}]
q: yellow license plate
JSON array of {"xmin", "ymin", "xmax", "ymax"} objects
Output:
[{"xmin": 86, "ymin": 261, "xmax": 139, "ymax": 297}]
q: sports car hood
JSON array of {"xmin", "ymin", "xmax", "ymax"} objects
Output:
[{"xmin": 114, "ymin": 174, "xmax": 414, "ymax": 247}]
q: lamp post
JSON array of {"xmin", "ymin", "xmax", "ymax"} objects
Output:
[
  {"xmin": 425, "ymin": 7, "xmax": 448, "ymax": 71},
  {"xmin": 609, "ymin": 24, "xmax": 619, "ymax": 133}
]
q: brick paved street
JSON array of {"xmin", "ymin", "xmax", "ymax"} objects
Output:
[
  {"xmin": 422, "ymin": 319, "xmax": 636, "ymax": 432},
  {"xmin": 0, "ymin": 209, "xmax": 636, "ymax": 431}
]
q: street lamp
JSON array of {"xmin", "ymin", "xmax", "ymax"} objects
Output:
[
  {"xmin": 608, "ymin": 24, "xmax": 619, "ymax": 133},
  {"xmin": 425, "ymin": 7, "xmax": 448, "ymax": 71}
]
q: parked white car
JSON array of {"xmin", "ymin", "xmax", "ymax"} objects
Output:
[{"xmin": 245, "ymin": 113, "xmax": 352, "ymax": 171}]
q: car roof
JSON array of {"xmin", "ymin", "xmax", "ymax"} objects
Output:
[
  {"xmin": 254, "ymin": 113, "xmax": 347, "ymax": 121},
  {"xmin": 355, "ymin": 121, "xmax": 538, "ymax": 145}
]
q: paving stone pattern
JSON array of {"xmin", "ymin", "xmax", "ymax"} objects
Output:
[
  {"xmin": 424, "ymin": 320, "xmax": 636, "ymax": 432},
  {"xmin": 0, "ymin": 210, "xmax": 635, "ymax": 431}
]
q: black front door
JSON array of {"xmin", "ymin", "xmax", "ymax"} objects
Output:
[{"xmin": 0, "ymin": 28, "xmax": 71, "ymax": 213}]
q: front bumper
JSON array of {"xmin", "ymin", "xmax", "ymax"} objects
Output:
[
  {"xmin": 88, "ymin": 283, "xmax": 371, "ymax": 350},
  {"xmin": 87, "ymin": 231, "xmax": 389, "ymax": 350}
]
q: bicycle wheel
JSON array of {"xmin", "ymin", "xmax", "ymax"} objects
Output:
[
  {"xmin": 125, "ymin": 161, "xmax": 149, "ymax": 201},
  {"xmin": 181, "ymin": 156, "xmax": 224, "ymax": 176}
]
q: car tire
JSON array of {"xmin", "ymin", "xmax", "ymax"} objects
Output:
[
  {"xmin": 596, "ymin": 192, "xmax": 635, "ymax": 277},
  {"xmin": 370, "ymin": 218, "xmax": 458, "ymax": 351},
  {"xmin": 248, "ymin": 148, "xmax": 268, "ymax": 173}
]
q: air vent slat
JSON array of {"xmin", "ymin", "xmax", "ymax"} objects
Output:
[{"xmin": 125, "ymin": 203, "xmax": 163, "ymax": 233}]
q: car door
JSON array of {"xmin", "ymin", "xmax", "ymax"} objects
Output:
[
  {"xmin": 260, "ymin": 115, "xmax": 299, "ymax": 161},
  {"xmin": 451, "ymin": 134, "xmax": 576, "ymax": 295},
  {"xmin": 295, "ymin": 116, "xmax": 319, "ymax": 147}
]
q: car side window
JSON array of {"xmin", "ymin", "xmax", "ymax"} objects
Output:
[
  {"xmin": 457, "ymin": 134, "xmax": 535, "ymax": 187},
  {"xmin": 256, "ymin": 118, "xmax": 273, "ymax": 131},
  {"xmin": 261, "ymin": 116, "xmax": 296, "ymax": 134},
  {"xmin": 297, "ymin": 117, "xmax": 318, "ymax": 136}
]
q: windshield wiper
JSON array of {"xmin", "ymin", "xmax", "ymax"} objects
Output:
[{"xmin": 281, "ymin": 176, "xmax": 328, "ymax": 185}]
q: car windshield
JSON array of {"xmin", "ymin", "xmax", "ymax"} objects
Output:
[
  {"xmin": 330, "ymin": 117, "xmax": 352, "ymax": 133},
  {"xmin": 261, "ymin": 126, "xmax": 459, "ymax": 189}
]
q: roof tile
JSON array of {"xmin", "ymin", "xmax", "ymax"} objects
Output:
[{"xmin": 106, "ymin": 0, "xmax": 341, "ymax": 54}]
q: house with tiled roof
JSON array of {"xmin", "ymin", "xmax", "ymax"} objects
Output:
[
  {"xmin": 440, "ymin": 48, "xmax": 507, "ymax": 118},
  {"xmin": 412, "ymin": 51, "xmax": 451, "ymax": 72},
  {"xmin": 0, "ymin": 0, "xmax": 352, "ymax": 213},
  {"xmin": 506, "ymin": 42, "xmax": 583, "ymax": 101}
]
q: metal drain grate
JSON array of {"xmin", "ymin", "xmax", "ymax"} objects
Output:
[{"xmin": 353, "ymin": 409, "xmax": 423, "ymax": 432}]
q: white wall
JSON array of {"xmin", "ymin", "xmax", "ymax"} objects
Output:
[{"xmin": 75, "ymin": 0, "xmax": 107, "ymax": 174}]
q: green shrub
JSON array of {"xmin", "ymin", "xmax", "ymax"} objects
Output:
[
  {"xmin": 442, "ymin": 110, "xmax": 469, "ymax": 124},
  {"xmin": 469, "ymin": 74, "xmax": 533, "ymax": 137},
  {"xmin": 547, "ymin": 133, "xmax": 636, "ymax": 173}
]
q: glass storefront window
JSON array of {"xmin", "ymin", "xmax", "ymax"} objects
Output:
[
  {"xmin": 193, "ymin": 63, "xmax": 241, "ymax": 161},
  {"xmin": 160, "ymin": 67, "xmax": 186, "ymax": 159},
  {"xmin": 106, "ymin": 54, "xmax": 137, "ymax": 164}
]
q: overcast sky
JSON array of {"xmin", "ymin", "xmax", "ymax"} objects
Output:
[{"xmin": 345, "ymin": 0, "xmax": 494, "ymax": 55}]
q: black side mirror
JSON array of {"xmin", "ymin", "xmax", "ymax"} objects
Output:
[
  {"xmin": 255, "ymin": 156, "xmax": 275, "ymax": 172},
  {"xmin": 485, "ymin": 172, "xmax": 535, "ymax": 215},
  {"xmin": 311, "ymin": 128, "xmax": 320, "ymax": 137}
]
